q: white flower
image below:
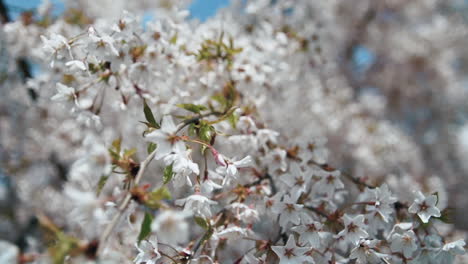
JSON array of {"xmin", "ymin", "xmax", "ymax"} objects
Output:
[
  {"xmin": 280, "ymin": 162, "xmax": 311, "ymax": 194},
  {"xmin": 163, "ymin": 144, "xmax": 199, "ymax": 187},
  {"xmin": 134, "ymin": 237, "xmax": 161, "ymax": 264},
  {"xmin": 390, "ymin": 230, "xmax": 418, "ymax": 258},
  {"xmin": 271, "ymin": 235, "xmax": 314, "ymax": 264},
  {"xmin": 65, "ymin": 60, "xmax": 87, "ymax": 71},
  {"xmin": 272, "ymin": 193, "xmax": 303, "ymax": 227},
  {"xmin": 215, "ymin": 225, "xmax": 249, "ymax": 241},
  {"xmin": 337, "ymin": 214, "xmax": 368, "ymax": 246},
  {"xmin": 314, "ymin": 169, "xmax": 344, "ymax": 196},
  {"xmin": 151, "ymin": 210, "xmax": 190, "ymax": 245},
  {"xmin": 350, "ymin": 239, "xmax": 386, "ymax": 264},
  {"xmin": 228, "ymin": 202, "xmax": 259, "ymax": 223},
  {"xmin": 88, "ymin": 33, "xmax": 120, "ymax": 57},
  {"xmin": 408, "ymin": 191, "xmax": 441, "ymax": 223},
  {"xmin": 40, "ymin": 33, "xmax": 70, "ymax": 67},
  {"xmin": 442, "ymin": 239, "xmax": 466, "ymax": 255},
  {"xmin": 291, "ymin": 215, "xmax": 323, "ymax": 248},
  {"xmin": 216, "ymin": 155, "xmax": 252, "ymax": 186},
  {"xmin": 175, "ymin": 194, "xmax": 217, "ymax": 218},
  {"xmin": 262, "ymin": 148, "xmax": 288, "ymax": 174},
  {"xmin": 359, "ymin": 184, "xmax": 397, "ymax": 223},
  {"xmin": 258, "ymin": 191, "xmax": 283, "ymax": 216},
  {"xmin": 146, "ymin": 116, "xmax": 185, "ymax": 160},
  {"xmin": 256, "ymin": 129, "xmax": 279, "ymax": 150},
  {"xmin": 51, "ymin": 83, "xmax": 75, "ymax": 102}
]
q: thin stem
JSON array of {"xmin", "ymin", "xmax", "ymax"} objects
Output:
[{"xmin": 98, "ymin": 148, "xmax": 158, "ymax": 255}]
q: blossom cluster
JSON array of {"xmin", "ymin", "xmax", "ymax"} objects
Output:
[{"xmin": 0, "ymin": 0, "xmax": 467, "ymax": 263}]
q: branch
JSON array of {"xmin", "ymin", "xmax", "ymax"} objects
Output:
[{"xmin": 98, "ymin": 148, "xmax": 157, "ymax": 255}]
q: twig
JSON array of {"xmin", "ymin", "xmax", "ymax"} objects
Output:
[{"xmin": 98, "ymin": 149, "xmax": 157, "ymax": 255}]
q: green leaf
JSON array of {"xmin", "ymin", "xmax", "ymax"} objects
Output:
[
  {"xmin": 194, "ymin": 216, "xmax": 210, "ymax": 230},
  {"xmin": 199, "ymin": 123, "xmax": 215, "ymax": 143},
  {"xmin": 143, "ymin": 100, "xmax": 160, "ymax": 129},
  {"xmin": 147, "ymin": 142, "xmax": 157, "ymax": 154},
  {"xmin": 148, "ymin": 186, "xmax": 172, "ymax": 201},
  {"xmin": 137, "ymin": 212, "xmax": 153, "ymax": 244},
  {"xmin": 163, "ymin": 163, "xmax": 174, "ymax": 184},
  {"xmin": 177, "ymin": 103, "xmax": 208, "ymax": 114},
  {"xmin": 96, "ymin": 175, "xmax": 109, "ymax": 196},
  {"xmin": 188, "ymin": 123, "xmax": 197, "ymax": 137}
]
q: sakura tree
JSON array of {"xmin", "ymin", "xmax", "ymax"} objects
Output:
[{"xmin": 0, "ymin": 0, "xmax": 467, "ymax": 263}]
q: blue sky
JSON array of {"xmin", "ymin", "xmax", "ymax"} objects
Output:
[{"xmin": 5, "ymin": 0, "xmax": 230, "ymax": 21}]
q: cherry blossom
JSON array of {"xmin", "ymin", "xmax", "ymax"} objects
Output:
[
  {"xmin": 271, "ymin": 235, "xmax": 314, "ymax": 264},
  {"xmin": 145, "ymin": 115, "xmax": 185, "ymax": 160},
  {"xmin": 337, "ymin": 214, "xmax": 369, "ymax": 246},
  {"xmin": 390, "ymin": 230, "xmax": 418, "ymax": 258},
  {"xmin": 134, "ymin": 237, "xmax": 161, "ymax": 264},
  {"xmin": 175, "ymin": 193, "xmax": 217, "ymax": 218},
  {"xmin": 408, "ymin": 191, "xmax": 441, "ymax": 223}
]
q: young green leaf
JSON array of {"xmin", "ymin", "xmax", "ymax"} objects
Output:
[
  {"xmin": 177, "ymin": 103, "xmax": 207, "ymax": 114},
  {"xmin": 147, "ymin": 142, "xmax": 157, "ymax": 154},
  {"xmin": 163, "ymin": 163, "xmax": 174, "ymax": 184},
  {"xmin": 143, "ymin": 100, "xmax": 160, "ymax": 128},
  {"xmin": 194, "ymin": 216, "xmax": 210, "ymax": 230},
  {"xmin": 137, "ymin": 212, "xmax": 153, "ymax": 244},
  {"xmin": 96, "ymin": 175, "xmax": 109, "ymax": 196}
]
